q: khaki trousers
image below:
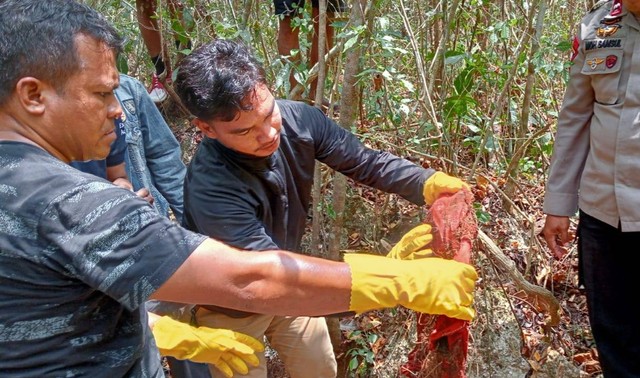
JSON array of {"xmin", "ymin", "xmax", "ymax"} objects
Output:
[{"xmin": 194, "ymin": 308, "xmax": 337, "ymax": 378}]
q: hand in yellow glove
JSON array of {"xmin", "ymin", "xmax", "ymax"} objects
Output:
[
  {"xmin": 152, "ymin": 316, "xmax": 264, "ymax": 378},
  {"xmin": 423, "ymin": 171, "xmax": 470, "ymax": 205},
  {"xmin": 386, "ymin": 224, "xmax": 434, "ymax": 260},
  {"xmin": 344, "ymin": 253, "xmax": 477, "ymax": 321}
]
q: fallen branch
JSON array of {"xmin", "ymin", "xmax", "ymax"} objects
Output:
[{"xmin": 477, "ymin": 229, "xmax": 561, "ymax": 326}]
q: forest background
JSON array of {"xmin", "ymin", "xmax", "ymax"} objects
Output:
[{"xmin": 87, "ymin": 0, "xmax": 601, "ymax": 377}]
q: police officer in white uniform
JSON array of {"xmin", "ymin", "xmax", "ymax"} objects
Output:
[{"xmin": 542, "ymin": 0, "xmax": 640, "ymax": 376}]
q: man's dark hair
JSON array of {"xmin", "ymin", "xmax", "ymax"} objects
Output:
[
  {"xmin": 175, "ymin": 39, "xmax": 268, "ymax": 122},
  {"xmin": 0, "ymin": 0, "xmax": 123, "ymax": 106}
]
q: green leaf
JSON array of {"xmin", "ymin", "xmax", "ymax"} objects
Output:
[
  {"xmin": 116, "ymin": 55, "xmax": 129, "ymax": 75},
  {"xmin": 476, "ymin": 209, "xmax": 491, "ymax": 224},
  {"xmin": 349, "ymin": 357, "xmax": 359, "ymax": 371},
  {"xmin": 344, "ymin": 36, "xmax": 359, "ymax": 52}
]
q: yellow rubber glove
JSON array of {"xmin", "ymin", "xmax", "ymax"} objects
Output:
[
  {"xmin": 344, "ymin": 253, "xmax": 477, "ymax": 321},
  {"xmin": 423, "ymin": 171, "xmax": 470, "ymax": 205},
  {"xmin": 152, "ymin": 316, "xmax": 264, "ymax": 378},
  {"xmin": 386, "ymin": 224, "xmax": 434, "ymax": 260}
]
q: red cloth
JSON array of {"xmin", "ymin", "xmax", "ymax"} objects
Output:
[
  {"xmin": 428, "ymin": 317, "xmax": 469, "ymax": 378},
  {"xmin": 400, "ymin": 189, "xmax": 476, "ymax": 378}
]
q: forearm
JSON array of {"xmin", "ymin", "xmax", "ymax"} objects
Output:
[
  {"xmin": 153, "ymin": 237, "xmax": 477, "ymax": 320},
  {"xmin": 107, "ymin": 163, "xmax": 133, "ymax": 190},
  {"xmin": 151, "ymin": 238, "xmax": 352, "ymax": 316},
  {"xmin": 111, "ymin": 177, "xmax": 134, "ymax": 191}
]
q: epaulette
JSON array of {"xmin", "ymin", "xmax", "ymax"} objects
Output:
[{"xmin": 590, "ymin": 0, "xmax": 610, "ymax": 13}]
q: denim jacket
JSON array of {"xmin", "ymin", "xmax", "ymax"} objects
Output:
[{"xmin": 115, "ymin": 74, "xmax": 186, "ymax": 221}]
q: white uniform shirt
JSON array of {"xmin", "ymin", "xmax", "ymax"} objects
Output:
[{"xmin": 544, "ymin": 1, "xmax": 640, "ymax": 231}]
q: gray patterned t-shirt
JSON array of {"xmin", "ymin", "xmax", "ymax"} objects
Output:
[{"xmin": 0, "ymin": 142, "xmax": 207, "ymax": 376}]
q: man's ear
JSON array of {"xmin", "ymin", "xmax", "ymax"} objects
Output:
[
  {"xmin": 14, "ymin": 77, "xmax": 47, "ymax": 115},
  {"xmin": 192, "ymin": 118, "xmax": 218, "ymax": 139}
]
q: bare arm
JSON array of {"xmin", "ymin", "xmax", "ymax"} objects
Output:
[
  {"xmin": 107, "ymin": 162, "xmax": 154, "ymax": 204},
  {"xmin": 151, "ymin": 236, "xmax": 478, "ymax": 321},
  {"xmin": 151, "ymin": 238, "xmax": 352, "ymax": 316},
  {"xmin": 106, "ymin": 162, "xmax": 133, "ymax": 190}
]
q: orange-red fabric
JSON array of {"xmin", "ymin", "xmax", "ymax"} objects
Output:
[{"xmin": 400, "ymin": 189, "xmax": 476, "ymax": 378}]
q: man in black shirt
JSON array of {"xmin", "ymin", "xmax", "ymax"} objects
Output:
[{"xmin": 175, "ymin": 39, "xmax": 472, "ymax": 378}]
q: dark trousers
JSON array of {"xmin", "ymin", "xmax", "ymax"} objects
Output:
[{"xmin": 578, "ymin": 210, "xmax": 640, "ymax": 378}]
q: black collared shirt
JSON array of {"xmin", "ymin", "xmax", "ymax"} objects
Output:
[{"xmin": 182, "ymin": 100, "xmax": 432, "ymax": 316}]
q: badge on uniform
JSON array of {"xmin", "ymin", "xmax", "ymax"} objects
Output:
[
  {"xmin": 582, "ymin": 50, "xmax": 621, "ymax": 73},
  {"xmin": 608, "ymin": 0, "xmax": 622, "ymax": 17},
  {"xmin": 602, "ymin": 0, "xmax": 623, "ymax": 24},
  {"xmin": 587, "ymin": 57, "xmax": 605, "ymax": 69},
  {"xmin": 596, "ymin": 24, "xmax": 621, "ymax": 38}
]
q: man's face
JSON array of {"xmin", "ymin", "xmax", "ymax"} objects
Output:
[
  {"xmin": 198, "ymin": 84, "xmax": 282, "ymax": 158},
  {"xmin": 44, "ymin": 34, "xmax": 122, "ymax": 162}
]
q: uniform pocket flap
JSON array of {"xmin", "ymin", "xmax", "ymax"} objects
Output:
[{"xmin": 581, "ymin": 49, "xmax": 622, "ymax": 74}]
